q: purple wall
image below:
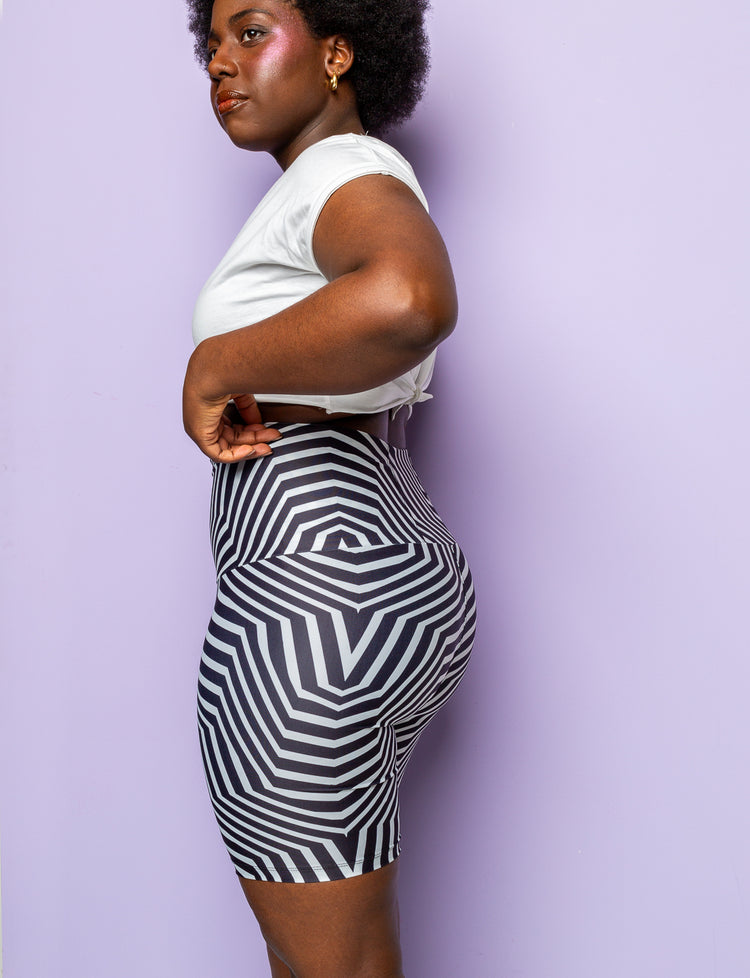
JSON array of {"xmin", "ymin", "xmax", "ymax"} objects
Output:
[{"xmin": 2, "ymin": 1, "xmax": 750, "ymax": 975}]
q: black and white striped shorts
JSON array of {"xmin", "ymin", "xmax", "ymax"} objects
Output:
[{"xmin": 197, "ymin": 422, "xmax": 476, "ymax": 882}]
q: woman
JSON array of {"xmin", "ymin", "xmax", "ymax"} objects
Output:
[{"xmin": 182, "ymin": 0, "xmax": 477, "ymax": 974}]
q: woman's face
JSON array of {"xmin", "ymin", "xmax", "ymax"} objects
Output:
[{"xmin": 207, "ymin": 0, "xmax": 334, "ymax": 159}]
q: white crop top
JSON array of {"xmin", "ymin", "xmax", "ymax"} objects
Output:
[{"xmin": 192, "ymin": 133, "xmax": 436, "ymax": 415}]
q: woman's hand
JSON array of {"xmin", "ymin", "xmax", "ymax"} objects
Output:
[{"xmin": 183, "ymin": 362, "xmax": 281, "ymax": 463}]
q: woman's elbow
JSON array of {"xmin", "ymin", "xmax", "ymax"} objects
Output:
[{"xmin": 390, "ymin": 270, "xmax": 458, "ymax": 351}]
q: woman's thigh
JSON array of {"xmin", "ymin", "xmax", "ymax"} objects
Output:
[{"xmin": 241, "ymin": 861, "xmax": 403, "ymax": 978}]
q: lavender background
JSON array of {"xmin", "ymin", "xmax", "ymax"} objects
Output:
[{"xmin": 2, "ymin": 0, "xmax": 750, "ymax": 975}]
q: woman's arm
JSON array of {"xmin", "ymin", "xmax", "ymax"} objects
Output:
[{"xmin": 183, "ymin": 173, "xmax": 458, "ymax": 461}]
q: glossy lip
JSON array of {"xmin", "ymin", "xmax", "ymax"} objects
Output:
[{"xmin": 216, "ymin": 90, "xmax": 249, "ymax": 115}]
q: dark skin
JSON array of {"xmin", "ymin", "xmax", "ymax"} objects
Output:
[{"xmin": 183, "ymin": 1, "xmax": 458, "ymax": 974}]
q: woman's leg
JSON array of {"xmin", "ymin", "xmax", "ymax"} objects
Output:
[
  {"xmin": 241, "ymin": 860, "xmax": 403, "ymax": 978},
  {"xmin": 266, "ymin": 944, "xmax": 295, "ymax": 978}
]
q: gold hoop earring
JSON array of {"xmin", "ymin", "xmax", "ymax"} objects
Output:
[{"xmin": 329, "ymin": 73, "xmax": 338, "ymax": 93}]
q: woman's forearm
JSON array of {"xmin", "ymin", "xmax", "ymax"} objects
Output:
[{"xmin": 186, "ymin": 257, "xmax": 457, "ymax": 401}]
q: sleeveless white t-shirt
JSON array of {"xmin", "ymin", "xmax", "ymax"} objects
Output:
[{"xmin": 192, "ymin": 133, "xmax": 436, "ymax": 415}]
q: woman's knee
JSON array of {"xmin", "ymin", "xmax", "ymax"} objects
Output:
[
  {"xmin": 287, "ymin": 956, "xmax": 403, "ymax": 978},
  {"xmin": 262, "ymin": 929, "xmax": 403, "ymax": 978},
  {"xmin": 240, "ymin": 862, "xmax": 403, "ymax": 978}
]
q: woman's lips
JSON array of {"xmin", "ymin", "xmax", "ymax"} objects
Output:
[{"xmin": 216, "ymin": 95, "xmax": 248, "ymax": 116}]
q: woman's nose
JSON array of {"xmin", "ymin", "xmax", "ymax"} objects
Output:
[{"xmin": 208, "ymin": 45, "xmax": 238, "ymax": 80}]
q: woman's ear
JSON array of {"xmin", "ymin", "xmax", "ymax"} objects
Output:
[{"xmin": 324, "ymin": 35, "xmax": 354, "ymax": 83}]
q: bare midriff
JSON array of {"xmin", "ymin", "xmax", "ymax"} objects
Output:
[{"xmin": 257, "ymin": 402, "xmax": 407, "ymax": 448}]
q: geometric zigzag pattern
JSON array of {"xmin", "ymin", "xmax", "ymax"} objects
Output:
[{"xmin": 198, "ymin": 423, "xmax": 476, "ymax": 882}]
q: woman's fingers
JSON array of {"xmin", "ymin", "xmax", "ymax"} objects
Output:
[
  {"xmin": 225, "ymin": 393, "xmax": 282, "ymax": 447},
  {"xmin": 229, "ymin": 424, "xmax": 282, "ymax": 445},
  {"xmin": 183, "ymin": 376, "xmax": 281, "ymax": 463},
  {"xmin": 233, "ymin": 392, "xmax": 263, "ymax": 425},
  {"xmin": 209, "ymin": 418, "xmax": 280, "ymax": 462}
]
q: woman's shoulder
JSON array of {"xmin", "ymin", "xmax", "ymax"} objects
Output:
[
  {"xmin": 282, "ymin": 133, "xmax": 428, "ymax": 212},
  {"xmin": 292, "ymin": 133, "xmax": 411, "ymax": 171}
]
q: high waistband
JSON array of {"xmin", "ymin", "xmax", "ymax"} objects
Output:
[{"xmin": 208, "ymin": 422, "xmax": 456, "ymax": 575}]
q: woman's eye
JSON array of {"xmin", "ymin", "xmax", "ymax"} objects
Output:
[{"xmin": 206, "ymin": 26, "xmax": 262, "ymax": 61}]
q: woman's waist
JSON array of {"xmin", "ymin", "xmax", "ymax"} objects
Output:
[{"xmin": 256, "ymin": 402, "xmax": 407, "ymax": 449}]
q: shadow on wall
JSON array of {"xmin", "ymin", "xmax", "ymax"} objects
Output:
[{"xmin": 387, "ymin": 125, "xmax": 454, "ymax": 210}]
